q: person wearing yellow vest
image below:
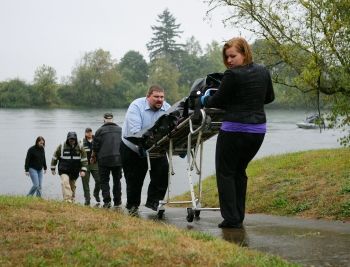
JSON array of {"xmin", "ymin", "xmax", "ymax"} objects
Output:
[
  {"xmin": 80, "ymin": 128, "xmax": 101, "ymax": 206},
  {"xmin": 51, "ymin": 131, "xmax": 88, "ymax": 202}
]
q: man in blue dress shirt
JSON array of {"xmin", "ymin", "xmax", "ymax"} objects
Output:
[{"xmin": 121, "ymin": 85, "xmax": 171, "ymax": 215}]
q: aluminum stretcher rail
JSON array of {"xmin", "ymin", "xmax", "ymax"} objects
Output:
[{"xmin": 146, "ymin": 107, "xmax": 225, "ymax": 222}]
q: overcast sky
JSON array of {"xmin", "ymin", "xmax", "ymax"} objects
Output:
[{"xmin": 0, "ymin": 0, "xmax": 249, "ymax": 82}]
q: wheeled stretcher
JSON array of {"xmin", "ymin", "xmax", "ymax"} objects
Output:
[
  {"xmin": 125, "ymin": 72, "xmax": 224, "ymax": 221},
  {"xmin": 146, "ymin": 107, "xmax": 225, "ymax": 221}
]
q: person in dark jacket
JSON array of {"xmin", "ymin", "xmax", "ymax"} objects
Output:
[
  {"xmin": 91, "ymin": 113, "xmax": 122, "ymax": 209},
  {"xmin": 51, "ymin": 132, "xmax": 88, "ymax": 203},
  {"xmin": 202, "ymin": 37, "xmax": 275, "ymax": 228},
  {"xmin": 80, "ymin": 128, "xmax": 101, "ymax": 206},
  {"xmin": 25, "ymin": 136, "xmax": 47, "ymax": 197}
]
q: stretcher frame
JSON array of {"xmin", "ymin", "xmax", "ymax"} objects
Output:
[{"xmin": 146, "ymin": 108, "xmax": 224, "ymax": 221}]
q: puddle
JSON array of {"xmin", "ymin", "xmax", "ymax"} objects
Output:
[{"xmin": 138, "ymin": 208, "xmax": 350, "ymax": 267}]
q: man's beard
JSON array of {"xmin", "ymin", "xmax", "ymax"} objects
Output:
[{"xmin": 151, "ymin": 103, "xmax": 162, "ymax": 110}]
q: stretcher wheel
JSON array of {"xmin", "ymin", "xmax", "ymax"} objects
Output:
[
  {"xmin": 157, "ymin": 209, "xmax": 165, "ymax": 219},
  {"xmin": 186, "ymin": 208, "xmax": 194, "ymax": 222},
  {"xmin": 194, "ymin": 210, "xmax": 200, "ymax": 218}
]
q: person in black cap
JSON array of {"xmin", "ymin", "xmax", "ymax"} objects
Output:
[
  {"xmin": 51, "ymin": 131, "xmax": 88, "ymax": 202},
  {"xmin": 91, "ymin": 113, "xmax": 123, "ymax": 208},
  {"xmin": 79, "ymin": 127, "xmax": 101, "ymax": 206}
]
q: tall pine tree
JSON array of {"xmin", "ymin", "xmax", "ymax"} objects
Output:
[{"xmin": 147, "ymin": 9, "xmax": 184, "ymax": 61}]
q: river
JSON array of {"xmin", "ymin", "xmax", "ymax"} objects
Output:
[{"xmin": 0, "ymin": 108, "xmax": 344, "ymax": 204}]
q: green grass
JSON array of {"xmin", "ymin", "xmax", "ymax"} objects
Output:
[
  {"xmin": 172, "ymin": 148, "xmax": 350, "ymax": 221},
  {"xmin": 0, "ymin": 196, "xmax": 298, "ymax": 267}
]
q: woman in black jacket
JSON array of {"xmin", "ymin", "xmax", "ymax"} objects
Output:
[
  {"xmin": 202, "ymin": 37, "xmax": 275, "ymax": 228},
  {"xmin": 25, "ymin": 136, "xmax": 47, "ymax": 197}
]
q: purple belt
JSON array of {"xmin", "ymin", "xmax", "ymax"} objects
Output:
[{"xmin": 221, "ymin": 121, "xmax": 266, "ymax": 133}]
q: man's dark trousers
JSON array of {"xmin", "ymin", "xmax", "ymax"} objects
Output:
[
  {"xmin": 120, "ymin": 142, "xmax": 168, "ymax": 209},
  {"xmin": 99, "ymin": 165, "xmax": 122, "ymax": 205}
]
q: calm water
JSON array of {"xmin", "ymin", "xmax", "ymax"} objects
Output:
[{"xmin": 0, "ymin": 108, "xmax": 344, "ymax": 204}]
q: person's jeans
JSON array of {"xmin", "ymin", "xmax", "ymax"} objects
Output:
[{"xmin": 27, "ymin": 168, "xmax": 43, "ymax": 197}]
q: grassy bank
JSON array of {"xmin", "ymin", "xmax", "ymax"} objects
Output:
[
  {"xmin": 0, "ymin": 196, "xmax": 297, "ymax": 266},
  {"xmin": 173, "ymin": 148, "xmax": 350, "ymax": 221}
]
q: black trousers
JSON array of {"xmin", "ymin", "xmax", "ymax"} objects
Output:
[
  {"xmin": 98, "ymin": 165, "xmax": 122, "ymax": 205},
  {"xmin": 120, "ymin": 142, "xmax": 169, "ymax": 209},
  {"xmin": 215, "ymin": 130, "xmax": 265, "ymax": 224}
]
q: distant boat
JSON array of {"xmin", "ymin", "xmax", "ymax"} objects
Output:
[{"xmin": 296, "ymin": 114, "xmax": 326, "ymax": 129}]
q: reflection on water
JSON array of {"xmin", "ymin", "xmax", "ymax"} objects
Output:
[
  {"xmin": 221, "ymin": 228, "xmax": 248, "ymax": 247},
  {"xmin": 0, "ymin": 108, "xmax": 344, "ymax": 203}
]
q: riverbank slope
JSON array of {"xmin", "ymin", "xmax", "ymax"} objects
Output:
[
  {"xmin": 0, "ymin": 196, "xmax": 297, "ymax": 266},
  {"xmin": 173, "ymin": 148, "xmax": 350, "ymax": 221}
]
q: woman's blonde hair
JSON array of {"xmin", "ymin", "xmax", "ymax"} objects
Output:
[{"xmin": 222, "ymin": 37, "xmax": 253, "ymax": 68}]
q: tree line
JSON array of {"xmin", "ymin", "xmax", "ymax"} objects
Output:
[
  {"xmin": 0, "ymin": 8, "xmax": 325, "ymax": 110},
  {"xmin": 1, "ymin": 5, "xmax": 348, "ymax": 144}
]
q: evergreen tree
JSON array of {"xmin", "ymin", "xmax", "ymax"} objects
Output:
[{"xmin": 147, "ymin": 9, "xmax": 184, "ymax": 61}]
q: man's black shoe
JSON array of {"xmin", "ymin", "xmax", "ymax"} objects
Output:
[
  {"xmin": 84, "ymin": 200, "xmax": 90, "ymax": 206},
  {"xmin": 218, "ymin": 220, "xmax": 243, "ymax": 229},
  {"xmin": 103, "ymin": 202, "xmax": 111, "ymax": 209},
  {"xmin": 114, "ymin": 201, "xmax": 122, "ymax": 207},
  {"xmin": 145, "ymin": 201, "xmax": 159, "ymax": 211}
]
